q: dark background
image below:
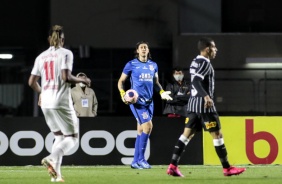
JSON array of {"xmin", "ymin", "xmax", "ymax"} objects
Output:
[{"xmin": 1, "ymin": 0, "xmax": 282, "ymax": 117}]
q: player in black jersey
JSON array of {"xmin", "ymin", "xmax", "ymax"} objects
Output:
[{"xmin": 166, "ymin": 37, "xmax": 246, "ymax": 177}]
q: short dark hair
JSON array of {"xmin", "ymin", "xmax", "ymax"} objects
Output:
[
  {"xmin": 172, "ymin": 66, "xmax": 183, "ymax": 74},
  {"xmin": 134, "ymin": 41, "xmax": 152, "ymax": 59},
  {"xmin": 197, "ymin": 37, "xmax": 214, "ymax": 51}
]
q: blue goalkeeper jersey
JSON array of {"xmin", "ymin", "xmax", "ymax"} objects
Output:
[{"xmin": 122, "ymin": 58, "xmax": 158, "ymax": 105}]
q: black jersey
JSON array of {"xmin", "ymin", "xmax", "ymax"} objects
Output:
[{"xmin": 187, "ymin": 55, "xmax": 217, "ymax": 113}]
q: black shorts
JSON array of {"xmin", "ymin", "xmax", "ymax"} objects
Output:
[{"xmin": 184, "ymin": 112, "xmax": 221, "ymax": 132}]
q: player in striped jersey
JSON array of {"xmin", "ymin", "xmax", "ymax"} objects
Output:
[
  {"xmin": 167, "ymin": 37, "xmax": 246, "ymax": 177},
  {"xmin": 28, "ymin": 25, "xmax": 90, "ymax": 182}
]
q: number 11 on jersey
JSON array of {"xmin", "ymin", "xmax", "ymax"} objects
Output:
[{"xmin": 44, "ymin": 61, "xmax": 54, "ymax": 81}]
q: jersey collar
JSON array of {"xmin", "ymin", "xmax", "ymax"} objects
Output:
[
  {"xmin": 137, "ymin": 58, "xmax": 149, "ymax": 63},
  {"xmin": 196, "ymin": 55, "xmax": 210, "ymax": 62}
]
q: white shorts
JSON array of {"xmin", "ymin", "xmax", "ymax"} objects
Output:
[{"xmin": 41, "ymin": 108, "xmax": 79, "ymax": 135}]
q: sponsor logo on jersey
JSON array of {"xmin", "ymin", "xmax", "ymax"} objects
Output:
[
  {"xmin": 139, "ymin": 73, "xmax": 153, "ymax": 81},
  {"xmin": 191, "ymin": 61, "xmax": 199, "ymax": 68},
  {"xmin": 191, "ymin": 88, "xmax": 198, "ymax": 96}
]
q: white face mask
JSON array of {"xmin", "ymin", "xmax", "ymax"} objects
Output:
[
  {"xmin": 173, "ymin": 74, "xmax": 184, "ymax": 81},
  {"xmin": 79, "ymin": 83, "xmax": 86, "ymax": 87}
]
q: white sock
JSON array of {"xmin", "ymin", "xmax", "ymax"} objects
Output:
[
  {"xmin": 213, "ymin": 138, "xmax": 224, "ymax": 146},
  {"xmin": 54, "ymin": 156, "xmax": 63, "ymax": 178},
  {"xmin": 50, "ymin": 136, "xmax": 77, "ymax": 178},
  {"xmin": 52, "ymin": 135, "xmax": 64, "ymax": 153},
  {"xmin": 47, "ymin": 147, "xmax": 63, "ymax": 179},
  {"xmin": 179, "ymin": 134, "xmax": 190, "ymax": 145},
  {"xmin": 56, "ymin": 136, "xmax": 78, "ymax": 155}
]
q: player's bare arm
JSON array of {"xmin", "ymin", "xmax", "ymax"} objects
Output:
[
  {"xmin": 62, "ymin": 69, "xmax": 91, "ymax": 87},
  {"xmin": 153, "ymin": 72, "xmax": 163, "ymax": 91},
  {"xmin": 117, "ymin": 73, "xmax": 128, "ymax": 103},
  {"xmin": 28, "ymin": 75, "xmax": 41, "ymax": 93},
  {"xmin": 117, "ymin": 73, "xmax": 128, "ymax": 91}
]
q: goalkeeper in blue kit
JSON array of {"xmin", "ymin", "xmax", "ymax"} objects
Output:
[{"xmin": 117, "ymin": 41, "xmax": 172, "ymax": 169}]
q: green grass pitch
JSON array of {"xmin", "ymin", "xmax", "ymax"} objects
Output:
[{"xmin": 0, "ymin": 165, "xmax": 281, "ymax": 184}]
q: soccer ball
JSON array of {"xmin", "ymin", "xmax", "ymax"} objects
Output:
[{"xmin": 124, "ymin": 89, "xmax": 139, "ymax": 104}]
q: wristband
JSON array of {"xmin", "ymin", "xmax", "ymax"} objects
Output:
[{"xmin": 159, "ymin": 89, "xmax": 164, "ymax": 95}]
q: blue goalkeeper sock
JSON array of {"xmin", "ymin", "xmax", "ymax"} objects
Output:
[
  {"xmin": 138, "ymin": 132, "xmax": 149, "ymax": 161},
  {"xmin": 132, "ymin": 134, "xmax": 140, "ymax": 163}
]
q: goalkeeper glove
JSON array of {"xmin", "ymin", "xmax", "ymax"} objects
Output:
[
  {"xmin": 119, "ymin": 89, "xmax": 128, "ymax": 104},
  {"xmin": 159, "ymin": 90, "xmax": 173, "ymax": 101}
]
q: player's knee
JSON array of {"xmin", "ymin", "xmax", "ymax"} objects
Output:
[
  {"xmin": 143, "ymin": 127, "xmax": 152, "ymax": 134},
  {"xmin": 53, "ymin": 131, "xmax": 63, "ymax": 136},
  {"xmin": 210, "ymin": 130, "xmax": 222, "ymax": 139},
  {"xmin": 141, "ymin": 122, "xmax": 153, "ymax": 134}
]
